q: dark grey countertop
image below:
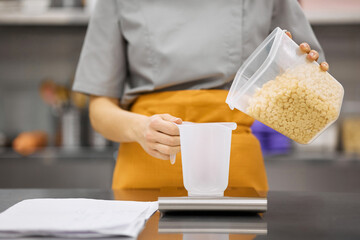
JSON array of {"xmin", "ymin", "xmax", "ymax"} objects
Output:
[
  {"xmin": 0, "ymin": 189, "xmax": 359, "ymax": 239},
  {"xmin": 0, "ymin": 147, "xmax": 116, "ymax": 160}
]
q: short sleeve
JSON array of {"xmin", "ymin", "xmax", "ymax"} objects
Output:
[
  {"xmin": 271, "ymin": 0, "xmax": 325, "ymax": 62},
  {"xmin": 72, "ymin": 0, "xmax": 127, "ymax": 98}
]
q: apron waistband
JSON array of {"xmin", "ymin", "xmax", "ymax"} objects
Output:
[{"xmin": 131, "ymin": 89, "xmax": 255, "ymax": 130}]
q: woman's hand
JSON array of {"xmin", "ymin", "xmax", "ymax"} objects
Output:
[
  {"xmin": 285, "ymin": 31, "xmax": 329, "ymax": 71},
  {"xmin": 137, "ymin": 114, "xmax": 182, "ymax": 160},
  {"xmin": 89, "ymin": 96, "xmax": 182, "ymax": 161}
]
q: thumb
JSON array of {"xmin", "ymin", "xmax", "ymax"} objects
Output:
[
  {"xmin": 160, "ymin": 114, "xmax": 183, "ymax": 124},
  {"xmin": 285, "ymin": 30, "xmax": 292, "ymax": 39}
]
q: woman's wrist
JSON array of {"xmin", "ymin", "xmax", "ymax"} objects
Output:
[
  {"xmin": 128, "ymin": 112, "xmax": 148, "ymax": 144},
  {"xmin": 89, "ymin": 96, "xmax": 150, "ymax": 144}
]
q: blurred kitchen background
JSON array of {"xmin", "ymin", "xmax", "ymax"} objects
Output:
[{"xmin": 0, "ymin": 0, "xmax": 359, "ymax": 191}]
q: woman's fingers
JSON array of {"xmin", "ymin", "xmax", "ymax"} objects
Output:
[
  {"xmin": 147, "ymin": 130, "xmax": 180, "ymax": 146},
  {"xmin": 160, "ymin": 113, "xmax": 182, "ymax": 124},
  {"xmin": 152, "ymin": 142, "xmax": 181, "ymax": 156},
  {"xmin": 149, "ymin": 114, "xmax": 181, "ymax": 136},
  {"xmin": 306, "ymin": 49, "xmax": 319, "ymax": 62},
  {"xmin": 144, "ymin": 128, "xmax": 180, "ymax": 146},
  {"xmin": 299, "ymin": 42, "xmax": 311, "ymax": 53},
  {"xmin": 300, "ymin": 42, "xmax": 320, "ymax": 62},
  {"xmin": 300, "ymin": 42, "xmax": 329, "ymax": 72},
  {"xmin": 320, "ymin": 62, "xmax": 329, "ymax": 71},
  {"xmin": 142, "ymin": 114, "xmax": 183, "ymax": 160},
  {"xmin": 148, "ymin": 148, "xmax": 170, "ymax": 160}
]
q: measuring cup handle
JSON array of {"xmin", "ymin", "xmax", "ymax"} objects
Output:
[{"xmin": 170, "ymin": 154, "xmax": 176, "ymax": 165}]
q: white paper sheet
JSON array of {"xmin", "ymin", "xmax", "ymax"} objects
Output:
[{"xmin": 0, "ymin": 198, "xmax": 158, "ymax": 238}]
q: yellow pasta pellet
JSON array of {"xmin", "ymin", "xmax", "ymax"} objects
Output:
[{"xmin": 246, "ymin": 63, "xmax": 343, "ymax": 144}]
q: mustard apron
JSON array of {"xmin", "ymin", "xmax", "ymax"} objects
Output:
[{"xmin": 112, "ymin": 90, "xmax": 268, "ymax": 192}]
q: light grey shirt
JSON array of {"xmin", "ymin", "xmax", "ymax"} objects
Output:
[{"xmin": 73, "ymin": 0, "xmax": 324, "ymax": 109}]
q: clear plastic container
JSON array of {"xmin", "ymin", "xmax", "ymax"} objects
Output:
[
  {"xmin": 177, "ymin": 122, "xmax": 237, "ymax": 196},
  {"xmin": 226, "ymin": 27, "xmax": 344, "ymax": 144}
]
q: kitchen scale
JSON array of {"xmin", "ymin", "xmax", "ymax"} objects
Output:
[{"xmin": 158, "ymin": 187, "xmax": 267, "ymax": 213}]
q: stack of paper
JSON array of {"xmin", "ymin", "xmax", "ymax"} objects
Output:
[{"xmin": 0, "ymin": 198, "xmax": 158, "ymax": 238}]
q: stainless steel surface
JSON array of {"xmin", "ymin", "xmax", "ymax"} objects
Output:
[
  {"xmin": 0, "ymin": 189, "xmax": 360, "ymax": 239},
  {"xmin": 158, "ymin": 197, "xmax": 267, "ymax": 212}
]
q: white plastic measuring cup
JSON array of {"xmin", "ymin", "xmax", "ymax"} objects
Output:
[{"xmin": 173, "ymin": 122, "xmax": 237, "ymax": 197}]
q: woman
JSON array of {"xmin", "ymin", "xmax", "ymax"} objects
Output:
[{"xmin": 73, "ymin": 0, "xmax": 328, "ymax": 192}]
